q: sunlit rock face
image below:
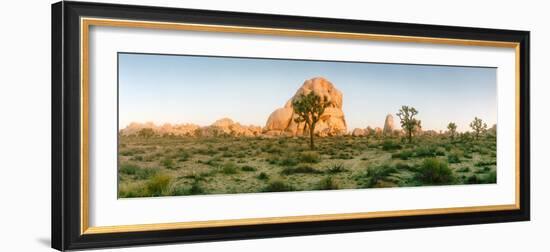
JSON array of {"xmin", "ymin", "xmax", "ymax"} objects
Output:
[
  {"xmin": 264, "ymin": 77, "xmax": 347, "ymax": 137},
  {"xmin": 383, "ymin": 114, "xmax": 395, "ymax": 136}
]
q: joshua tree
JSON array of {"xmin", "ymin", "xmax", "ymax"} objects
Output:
[
  {"xmin": 292, "ymin": 92, "xmax": 331, "ymax": 150},
  {"xmin": 447, "ymin": 122, "xmax": 457, "ymax": 140},
  {"xmin": 469, "ymin": 117, "xmax": 487, "ymax": 140},
  {"xmin": 396, "ymin": 105, "xmax": 420, "ymax": 143}
]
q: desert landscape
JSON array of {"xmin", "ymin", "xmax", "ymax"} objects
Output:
[{"xmin": 118, "ymin": 77, "xmax": 497, "ymax": 198}]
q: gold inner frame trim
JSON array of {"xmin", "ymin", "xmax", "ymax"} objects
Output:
[{"xmin": 80, "ymin": 17, "xmax": 521, "ymax": 235}]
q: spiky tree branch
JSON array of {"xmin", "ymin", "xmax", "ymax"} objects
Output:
[{"xmin": 292, "ymin": 92, "xmax": 331, "ymax": 150}]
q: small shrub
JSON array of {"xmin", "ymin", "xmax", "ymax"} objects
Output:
[
  {"xmin": 475, "ymin": 160, "xmax": 497, "ymax": 167},
  {"xmin": 196, "ymin": 148, "xmax": 218, "ymax": 156},
  {"xmin": 278, "ymin": 156, "xmax": 299, "ymax": 166},
  {"xmin": 416, "ymin": 158, "xmax": 455, "ymax": 185},
  {"xmin": 316, "ymin": 176, "xmax": 339, "ymax": 190},
  {"xmin": 221, "ymin": 151, "xmax": 234, "ymax": 158},
  {"xmin": 358, "ymin": 164, "xmax": 397, "ymax": 188},
  {"xmin": 481, "ymin": 170, "xmax": 497, "ymax": 184},
  {"xmin": 178, "ymin": 150, "xmax": 192, "ymax": 162},
  {"xmin": 414, "ymin": 146, "xmax": 437, "ymax": 157},
  {"xmin": 262, "ymin": 180, "xmax": 294, "ymax": 192},
  {"xmin": 264, "ymin": 146, "xmax": 283, "ymax": 154},
  {"xmin": 281, "ymin": 165, "xmax": 322, "ymax": 175},
  {"xmin": 202, "ymin": 156, "xmax": 221, "ymax": 167},
  {"xmin": 241, "ymin": 165, "xmax": 257, "ymax": 172},
  {"xmin": 382, "ymin": 140, "xmax": 402, "ymax": 151},
  {"xmin": 456, "ymin": 167, "xmax": 470, "ymax": 173},
  {"xmin": 298, "ymin": 151, "xmax": 321, "ymax": 163},
  {"xmin": 171, "ymin": 180, "xmax": 204, "ymax": 196},
  {"xmin": 118, "ymin": 183, "xmax": 148, "ymax": 198},
  {"xmin": 119, "ymin": 164, "xmax": 158, "ymax": 180},
  {"xmin": 119, "ymin": 148, "xmax": 144, "ymax": 156},
  {"xmin": 447, "ymin": 153, "xmax": 461, "ymax": 164},
  {"xmin": 466, "ymin": 175, "xmax": 480, "ymax": 184},
  {"xmin": 256, "ymin": 172, "xmax": 269, "ymax": 180},
  {"xmin": 327, "ymin": 163, "xmax": 347, "ymax": 174},
  {"xmin": 221, "ymin": 162, "xmax": 238, "ymax": 174},
  {"xmin": 188, "ymin": 180, "xmax": 204, "ymax": 194},
  {"xmin": 332, "ymin": 152, "xmax": 353, "ymax": 160},
  {"xmin": 392, "ymin": 150, "xmax": 413, "ymax": 160},
  {"xmin": 146, "ymin": 174, "xmax": 171, "ymax": 196},
  {"xmin": 394, "ymin": 162, "xmax": 411, "ymax": 170},
  {"xmin": 162, "ymin": 158, "xmax": 175, "ymax": 169},
  {"xmin": 119, "ymin": 163, "xmax": 139, "ymax": 175}
]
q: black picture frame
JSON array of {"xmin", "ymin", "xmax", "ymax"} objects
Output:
[{"xmin": 52, "ymin": 1, "xmax": 530, "ymax": 251}]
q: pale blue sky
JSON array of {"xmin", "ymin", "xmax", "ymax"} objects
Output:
[{"xmin": 119, "ymin": 53, "xmax": 496, "ymax": 132}]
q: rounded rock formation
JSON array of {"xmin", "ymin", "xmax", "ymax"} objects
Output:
[
  {"xmin": 383, "ymin": 114, "xmax": 395, "ymax": 136},
  {"xmin": 352, "ymin": 128, "xmax": 367, "ymax": 137},
  {"xmin": 264, "ymin": 77, "xmax": 347, "ymax": 136}
]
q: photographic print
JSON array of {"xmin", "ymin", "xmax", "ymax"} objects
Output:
[{"xmin": 117, "ymin": 53, "xmax": 497, "ymax": 198}]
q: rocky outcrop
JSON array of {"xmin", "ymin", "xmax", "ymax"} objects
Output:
[
  {"xmin": 374, "ymin": 127, "xmax": 383, "ymax": 137},
  {"xmin": 264, "ymin": 77, "xmax": 347, "ymax": 137},
  {"xmin": 383, "ymin": 114, "xmax": 395, "ymax": 135},
  {"xmin": 120, "ymin": 118, "xmax": 262, "ymax": 137},
  {"xmin": 120, "ymin": 122, "xmax": 200, "ymax": 136},
  {"xmin": 352, "ymin": 128, "xmax": 367, "ymax": 137}
]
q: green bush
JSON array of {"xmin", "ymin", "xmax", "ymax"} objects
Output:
[
  {"xmin": 162, "ymin": 158, "xmax": 175, "ymax": 169},
  {"xmin": 256, "ymin": 172, "xmax": 269, "ymax": 180},
  {"xmin": 278, "ymin": 156, "xmax": 299, "ymax": 166},
  {"xmin": 221, "ymin": 162, "xmax": 238, "ymax": 174},
  {"xmin": 475, "ymin": 160, "xmax": 497, "ymax": 167},
  {"xmin": 466, "ymin": 175, "xmax": 480, "ymax": 184},
  {"xmin": 171, "ymin": 180, "xmax": 205, "ymax": 196},
  {"xmin": 331, "ymin": 152, "xmax": 353, "ymax": 160},
  {"xmin": 327, "ymin": 163, "xmax": 347, "ymax": 174},
  {"xmin": 196, "ymin": 148, "xmax": 218, "ymax": 156},
  {"xmin": 188, "ymin": 180, "xmax": 204, "ymax": 194},
  {"xmin": 435, "ymin": 147, "xmax": 446, "ymax": 156},
  {"xmin": 119, "ymin": 164, "xmax": 158, "ymax": 180},
  {"xmin": 241, "ymin": 165, "xmax": 257, "ymax": 172},
  {"xmin": 456, "ymin": 167, "xmax": 470, "ymax": 173},
  {"xmin": 281, "ymin": 165, "xmax": 322, "ymax": 175},
  {"xmin": 394, "ymin": 162, "xmax": 411, "ymax": 170},
  {"xmin": 262, "ymin": 180, "xmax": 294, "ymax": 192},
  {"xmin": 392, "ymin": 150, "xmax": 413, "ymax": 160},
  {"xmin": 119, "ymin": 163, "xmax": 140, "ymax": 175},
  {"xmin": 298, "ymin": 151, "xmax": 321, "ymax": 163},
  {"xmin": 118, "ymin": 183, "xmax": 148, "ymax": 198},
  {"xmin": 447, "ymin": 153, "xmax": 461, "ymax": 164},
  {"xmin": 201, "ymin": 156, "xmax": 221, "ymax": 167},
  {"xmin": 358, "ymin": 164, "xmax": 397, "ymax": 188},
  {"xmin": 481, "ymin": 170, "xmax": 497, "ymax": 184},
  {"xmin": 416, "ymin": 158, "xmax": 455, "ymax": 185},
  {"xmin": 178, "ymin": 150, "xmax": 192, "ymax": 162},
  {"xmin": 414, "ymin": 146, "xmax": 437, "ymax": 157},
  {"xmin": 316, "ymin": 176, "xmax": 339, "ymax": 190},
  {"xmin": 382, "ymin": 140, "xmax": 402, "ymax": 151},
  {"xmin": 146, "ymin": 174, "xmax": 171, "ymax": 196}
]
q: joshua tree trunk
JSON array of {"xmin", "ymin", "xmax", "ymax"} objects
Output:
[{"xmin": 309, "ymin": 124, "xmax": 315, "ymax": 150}]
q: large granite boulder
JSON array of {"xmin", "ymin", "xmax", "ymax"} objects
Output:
[
  {"xmin": 383, "ymin": 114, "xmax": 395, "ymax": 135},
  {"xmin": 264, "ymin": 77, "xmax": 347, "ymax": 136}
]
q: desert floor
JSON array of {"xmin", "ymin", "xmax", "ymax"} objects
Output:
[{"xmin": 117, "ymin": 134, "xmax": 496, "ymax": 198}]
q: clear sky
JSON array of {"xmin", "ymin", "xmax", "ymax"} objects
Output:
[{"xmin": 119, "ymin": 53, "xmax": 496, "ymax": 132}]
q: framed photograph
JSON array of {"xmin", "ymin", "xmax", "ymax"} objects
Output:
[{"xmin": 52, "ymin": 1, "xmax": 530, "ymax": 250}]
